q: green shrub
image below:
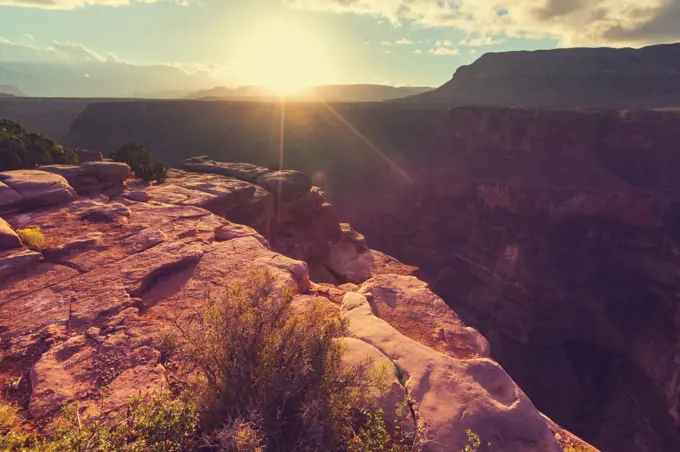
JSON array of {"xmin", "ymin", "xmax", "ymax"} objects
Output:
[
  {"xmin": 0, "ymin": 393, "xmax": 199, "ymax": 451},
  {"xmin": 179, "ymin": 270, "xmax": 399, "ymax": 451},
  {"xmin": 1, "ymin": 271, "xmax": 416, "ymax": 451},
  {"xmin": 16, "ymin": 227, "xmax": 52, "ymax": 251},
  {"xmin": 0, "ymin": 119, "xmax": 78, "ymax": 171},
  {"xmin": 110, "ymin": 142, "xmax": 168, "ymax": 183},
  {"xmin": 0, "ymin": 401, "xmax": 19, "ymax": 433},
  {"xmin": 349, "ymin": 408, "xmax": 410, "ymax": 452}
]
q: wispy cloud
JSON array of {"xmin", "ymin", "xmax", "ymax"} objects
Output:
[
  {"xmin": 1, "ymin": 36, "xmax": 218, "ymax": 75},
  {"xmin": 287, "ymin": 0, "xmax": 680, "ymax": 47},
  {"xmin": 0, "ymin": 0, "xmax": 187, "ymax": 9},
  {"xmin": 413, "ymin": 49, "xmax": 422, "ymax": 54},
  {"xmin": 21, "ymin": 33, "xmax": 35, "ymax": 41},
  {"xmin": 428, "ymin": 40, "xmax": 460, "ymax": 56},
  {"xmin": 0, "ymin": 36, "xmax": 220, "ymax": 96},
  {"xmin": 458, "ymin": 35, "xmax": 505, "ymax": 46}
]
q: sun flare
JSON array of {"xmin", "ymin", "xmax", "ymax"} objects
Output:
[{"xmin": 233, "ymin": 18, "xmax": 336, "ymax": 95}]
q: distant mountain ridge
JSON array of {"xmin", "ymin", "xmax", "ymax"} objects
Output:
[
  {"xmin": 0, "ymin": 85, "xmax": 26, "ymax": 97},
  {"xmin": 407, "ymin": 42, "xmax": 680, "ymax": 108},
  {"xmin": 188, "ymin": 84, "xmax": 433, "ymax": 102}
]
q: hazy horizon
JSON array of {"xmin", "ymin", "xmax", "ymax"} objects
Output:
[{"xmin": 2, "ymin": 0, "xmax": 680, "ymax": 97}]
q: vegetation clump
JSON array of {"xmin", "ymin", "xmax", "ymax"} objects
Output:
[
  {"xmin": 179, "ymin": 270, "xmax": 410, "ymax": 451},
  {"xmin": 16, "ymin": 227, "xmax": 52, "ymax": 251},
  {"xmin": 0, "ymin": 393, "xmax": 198, "ymax": 451},
  {"xmin": 0, "ymin": 119, "xmax": 78, "ymax": 171},
  {"xmin": 110, "ymin": 142, "xmax": 168, "ymax": 183},
  {"xmin": 1, "ymin": 271, "xmax": 415, "ymax": 451}
]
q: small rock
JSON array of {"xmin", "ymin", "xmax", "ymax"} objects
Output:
[{"xmin": 0, "ymin": 216, "xmax": 22, "ymax": 249}]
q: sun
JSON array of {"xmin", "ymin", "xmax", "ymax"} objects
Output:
[{"xmin": 232, "ymin": 18, "xmax": 336, "ymax": 95}]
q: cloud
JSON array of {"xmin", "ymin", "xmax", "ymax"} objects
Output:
[
  {"xmin": 428, "ymin": 40, "xmax": 460, "ymax": 55},
  {"xmin": 0, "ymin": 0, "xmax": 186, "ymax": 9},
  {"xmin": 50, "ymin": 40, "xmax": 107, "ymax": 62},
  {"xmin": 287, "ymin": 0, "xmax": 680, "ymax": 47},
  {"xmin": 381, "ymin": 37, "xmax": 418, "ymax": 46},
  {"xmin": 414, "ymin": 49, "xmax": 422, "ymax": 54},
  {"xmin": 21, "ymin": 33, "xmax": 36, "ymax": 41},
  {"xmin": 458, "ymin": 35, "xmax": 505, "ymax": 46},
  {"xmin": 0, "ymin": 36, "xmax": 221, "ymax": 96}
]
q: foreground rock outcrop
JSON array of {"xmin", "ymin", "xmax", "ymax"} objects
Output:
[{"xmin": 0, "ymin": 160, "xmax": 592, "ymax": 451}]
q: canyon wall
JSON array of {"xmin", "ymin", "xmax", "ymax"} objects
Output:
[
  {"xmin": 336, "ymin": 107, "xmax": 680, "ymax": 451},
  {"xmin": 52, "ymin": 101, "xmax": 680, "ymax": 450}
]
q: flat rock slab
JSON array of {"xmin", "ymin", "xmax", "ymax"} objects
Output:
[
  {"xmin": 183, "ymin": 157, "xmax": 270, "ymax": 182},
  {"xmin": 0, "ymin": 181, "xmax": 23, "ymax": 210},
  {"xmin": 0, "ymin": 170, "xmax": 76, "ymax": 210},
  {"xmin": 255, "ymin": 170, "xmax": 312, "ymax": 202}
]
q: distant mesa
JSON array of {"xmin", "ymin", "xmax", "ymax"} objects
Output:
[
  {"xmin": 0, "ymin": 85, "xmax": 26, "ymax": 98},
  {"xmin": 405, "ymin": 41, "xmax": 680, "ymax": 109}
]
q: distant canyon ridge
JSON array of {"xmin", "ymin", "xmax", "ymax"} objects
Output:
[{"xmin": 2, "ymin": 41, "xmax": 680, "ymax": 108}]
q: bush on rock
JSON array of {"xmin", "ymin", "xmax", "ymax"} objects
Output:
[
  {"xmin": 110, "ymin": 142, "xmax": 168, "ymax": 183},
  {"xmin": 0, "ymin": 119, "xmax": 78, "ymax": 171}
]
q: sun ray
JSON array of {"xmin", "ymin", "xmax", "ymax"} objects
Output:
[{"xmin": 318, "ymin": 100, "xmax": 412, "ymax": 184}]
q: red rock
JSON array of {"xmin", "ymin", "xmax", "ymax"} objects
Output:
[
  {"xmin": 326, "ymin": 224, "xmax": 374, "ymax": 283},
  {"xmin": 75, "ymin": 149, "xmax": 103, "ymax": 163},
  {"xmin": 0, "ymin": 216, "xmax": 21, "ymax": 249},
  {"xmin": 255, "ymin": 170, "xmax": 312, "ymax": 203},
  {"xmin": 0, "ymin": 181, "xmax": 22, "ymax": 210},
  {"xmin": 0, "ymin": 170, "xmax": 76, "ymax": 211},
  {"xmin": 359, "ymin": 274, "xmax": 490, "ymax": 359},
  {"xmin": 342, "ymin": 292, "xmax": 561, "ymax": 452},
  {"xmin": 183, "ymin": 157, "xmax": 270, "ymax": 182},
  {"xmin": 0, "ymin": 249, "xmax": 42, "ymax": 279}
]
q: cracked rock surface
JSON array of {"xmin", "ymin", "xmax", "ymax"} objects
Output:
[{"xmin": 0, "ymin": 160, "xmax": 594, "ymax": 451}]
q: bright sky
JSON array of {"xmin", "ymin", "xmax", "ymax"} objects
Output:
[{"xmin": 1, "ymin": 0, "xmax": 679, "ymax": 95}]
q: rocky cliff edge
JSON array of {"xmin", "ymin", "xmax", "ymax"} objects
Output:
[{"xmin": 0, "ymin": 158, "xmax": 593, "ymax": 451}]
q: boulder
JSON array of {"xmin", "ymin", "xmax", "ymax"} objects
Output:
[
  {"xmin": 75, "ymin": 149, "xmax": 103, "ymax": 163},
  {"xmin": 183, "ymin": 157, "xmax": 270, "ymax": 182},
  {"xmin": 0, "ymin": 170, "xmax": 76, "ymax": 210},
  {"xmin": 326, "ymin": 224, "xmax": 374, "ymax": 283},
  {"xmin": 341, "ymin": 292, "xmax": 561, "ymax": 452},
  {"xmin": 359, "ymin": 274, "xmax": 490, "ymax": 359},
  {"xmin": 0, "ymin": 216, "xmax": 21, "ymax": 249},
  {"xmin": 80, "ymin": 161, "xmax": 130, "ymax": 181},
  {"xmin": 255, "ymin": 170, "xmax": 312, "ymax": 203}
]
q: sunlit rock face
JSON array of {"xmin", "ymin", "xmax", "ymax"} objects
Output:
[
  {"xmin": 333, "ymin": 107, "xmax": 680, "ymax": 452},
  {"xmin": 0, "ymin": 159, "xmax": 594, "ymax": 451}
]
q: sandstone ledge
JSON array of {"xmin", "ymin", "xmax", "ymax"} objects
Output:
[{"xmin": 0, "ymin": 160, "xmax": 594, "ymax": 451}]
